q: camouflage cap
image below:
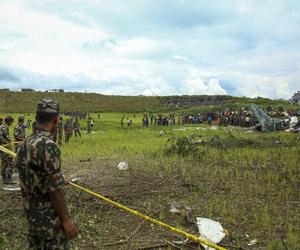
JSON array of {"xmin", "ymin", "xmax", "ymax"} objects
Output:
[{"xmin": 36, "ymin": 99, "xmax": 59, "ymax": 115}]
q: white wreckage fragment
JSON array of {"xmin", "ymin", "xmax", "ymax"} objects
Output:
[
  {"xmin": 290, "ymin": 116, "xmax": 299, "ymax": 128},
  {"xmin": 196, "ymin": 218, "xmax": 226, "ymax": 250},
  {"xmin": 117, "ymin": 161, "xmax": 129, "ymax": 171}
]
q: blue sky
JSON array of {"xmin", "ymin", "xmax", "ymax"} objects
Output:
[{"xmin": 0, "ymin": 0, "xmax": 299, "ymax": 98}]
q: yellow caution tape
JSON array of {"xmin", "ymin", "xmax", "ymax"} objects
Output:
[
  {"xmin": 0, "ymin": 146, "xmax": 227, "ymax": 250},
  {"xmin": 69, "ymin": 182, "xmax": 227, "ymax": 250},
  {"xmin": 0, "ymin": 142, "xmax": 20, "ymax": 147},
  {"xmin": 0, "ymin": 146, "xmax": 16, "ymax": 158}
]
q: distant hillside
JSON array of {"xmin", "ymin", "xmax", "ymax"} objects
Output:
[{"xmin": 0, "ymin": 91, "xmax": 292, "ymax": 113}]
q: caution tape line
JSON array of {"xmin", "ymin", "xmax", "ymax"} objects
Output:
[
  {"xmin": 0, "ymin": 142, "xmax": 20, "ymax": 147},
  {"xmin": 69, "ymin": 182, "xmax": 227, "ymax": 250},
  {"xmin": 0, "ymin": 146, "xmax": 16, "ymax": 158},
  {"xmin": 0, "ymin": 146, "xmax": 227, "ymax": 250}
]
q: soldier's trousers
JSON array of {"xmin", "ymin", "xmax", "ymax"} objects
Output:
[
  {"xmin": 0, "ymin": 153, "xmax": 13, "ymax": 179},
  {"xmin": 28, "ymin": 230, "xmax": 69, "ymax": 250},
  {"xmin": 65, "ymin": 133, "xmax": 70, "ymax": 144},
  {"xmin": 74, "ymin": 129, "xmax": 81, "ymax": 138}
]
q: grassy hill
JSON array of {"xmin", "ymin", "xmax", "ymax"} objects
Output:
[{"xmin": 0, "ymin": 91, "xmax": 294, "ymax": 113}]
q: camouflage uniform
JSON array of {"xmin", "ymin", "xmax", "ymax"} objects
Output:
[
  {"xmin": 74, "ymin": 120, "xmax": 81, "ymax": 138},
  {"xmin": 87, "ymin": 118, "xmax": 91, "ymax": 133},
  {"xmin": 14, "ymin": 116, "xmax": 26, "ymax": 153},
  {"xmin": 64, "ymin": 120, "xmax": 70, "ymax": 144},
  {"xmin": 57, "ymin": 118, "xmax": 63, "ymax": 146},
  {"xmin": 69, "ymin": 119, "xmax": 74, "ymax": 138},
  {"xmin": 15, "ymin": 99, "xmax": 69, "ymax": 249},
  {"xmin": 0, "ymin": 116, "xmax": 14, "ymax": 182}
]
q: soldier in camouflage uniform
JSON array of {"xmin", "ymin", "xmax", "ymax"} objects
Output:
[
  {"xmin": 57, "ymin": 116, "xmax": 63, "ymax": 146},
  {"xmin": 0, "ymin": 116, "xmax": 14, "ymax": 184},
  {"xmin": 14, "ymin": 115, "xmax": 26, "ymax": 153},
  {"xmin": 15, "ymin": 99, "xmax": 77, "ymax": 250},
  {"xmin": 64, "ymin": 119, "xmax": 71, "ymax": 144},
  {"xmin": 74, "ymin": 119, "xmax": 81, "ymax": 138},
  {"xmin": 87, "ymin": 117, "xmax": 92, "ymax": 134},
  {"xmin": 69, "ymin": 118, "xmax": 74, "ymax": 138}
]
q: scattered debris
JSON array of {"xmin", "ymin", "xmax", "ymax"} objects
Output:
[
  {"xmin": 247, "ymin": 239, "xmax": 258, "ymax": 246},
  {"xmin": 117, "ymin": 161, "xmax": 129, "ymax": 171},
  {"xmin": 169, "ymin": 201, "xmax": 194, "ymax": 223},
  {"xmin": 70, "ymin": 177, "xmax": 81, "ymax": 183},
  {"xmin": 170, "ymin": 203, "xmax": 180, "ymax": 214},
  {"xmin": 196, "ymin": 218, "xmax": 226, "ymax": 250},
  {"xmin": 290, "ymin": 116, "xmax": 299, "ymax": 128}
]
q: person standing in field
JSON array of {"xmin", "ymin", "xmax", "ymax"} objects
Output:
[
  {"xmin": 74, "ymin": 119, "xmax": 81, "ymax": 138},
  {"xmin": 69, "ymin": 118, "xmax": 74, "ymax": 139},
  {"xmin": 145, "ymin": 117, "xmax": 149, "ymax": 128},
  {"xmin": 64, "ymin": 119, "xmax": 71, "ymax": 144},
  {"xmin": 0, "ymin": 116, "xmax": 14, "ymax": 184},
  {"xmin": 57, "ymin": 116, "xmax": 63, "ymax": 146},
  {"xmin": 14, "ymin": 115, "xmax": 26, "ymax": 153},
  {"xmin": 207, "ymin": 115, "xmax": 213, "ymax": 126},
  {"xmin": 15, "ymin": 99, "xmax": 78, "ymax": 249},
  {"xmin": 87, "ymin": 117, "xmax": 92, "ymax": 133}
]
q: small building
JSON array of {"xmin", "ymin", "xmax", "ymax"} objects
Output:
[
  {"xmin": 21, "ymin": 88, "xmax": 35, "ymax": 92},
  {"xmin": 289, "ymin": 91, "xmax": 300, "ymax": 105}
]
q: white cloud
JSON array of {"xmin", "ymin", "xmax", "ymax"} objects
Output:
[
  {"xmin": 0, "ymin": 0, "xmax": 299, "ymax": 99},
  {"xmin": 185, "ymin": 78, "xmax": 228, "ymax": 95}
]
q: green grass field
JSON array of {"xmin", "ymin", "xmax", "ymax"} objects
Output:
[{"xmin": 0, "ymin": 112, "xmax": 299, "ymax": 249}]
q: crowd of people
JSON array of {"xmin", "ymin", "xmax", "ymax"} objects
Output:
[
  {"xmin": 135, "ymin": 110, "xmax": 258, "ymax": 128},
  {"xmin": 117, "ymin": 108, "xmax": 300, "ymax": 131}
]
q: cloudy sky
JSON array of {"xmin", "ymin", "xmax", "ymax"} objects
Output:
[{"xmin": 0, "ymin": 0, "xmax": 299, "ymax": 98}]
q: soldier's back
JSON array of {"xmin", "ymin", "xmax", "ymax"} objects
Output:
[{"xmin": 16, "ymin": 128, "xmax": 64, "ymax": 224}]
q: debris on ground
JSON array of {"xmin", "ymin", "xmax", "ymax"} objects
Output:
[
  {"xmin": 117, "ymin": 161, "xmax": 129, "ymax": 171},
  {"xmin": 169, "ymin": 203, "xmax": 180, "ymax": 214},
  {"xmin": 290, "ymin": 116, "xmax": 299, "ymax": 127},
  {"xmin": 247, "ymin": 239, "xmax": 258, "ymax": 246},
  {"xmin": 169, "ymin": 201, "xmax": 194, "ymax": 223},
  {"xmin": 196, "ymin": 218, "xmax": 226, "ymax": 250},
  {"xmin": 159, "ymin": 130, "xmax": 165, "ymax": 136}
]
